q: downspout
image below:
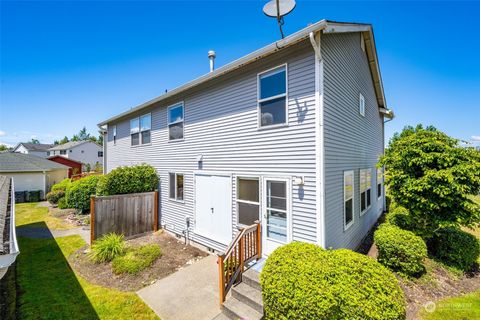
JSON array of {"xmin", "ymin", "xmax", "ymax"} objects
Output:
[{"xmin": 310, "ymin": 31, "xmax": 326, "ymax": 248}]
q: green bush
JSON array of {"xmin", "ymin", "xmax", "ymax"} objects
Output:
[
  {"xmin": 51, "ymin": 178, "xmax": 72, "ymax": 192},
  {"xmin": 260, "ymin": 242, "xmax": 406, "ymax": 320},
  {"xmin": 374, "ymin": 224, "xmax": 427, "ymax": 277},
  {"xmin": 65, "ymin": 175, "xmax": 101, "ymax": 212},
  {"xmin": 96, "ymin": 164, "xmax": 159, "ymax": 196},
  {"xmin": 89, "ymin": 233, "xmax": 126, "ymax": 263},
  {"xmin": 430, "ymin": 228, "xmax": 480, "ymax": 271},
  {"xmin": 57, "ymin": 197, "xmax": 68, "ymax": 209},
  {"xmin": 46, "ymin": 190, "xmax": 65, "ymax": 205},
  {"xmin": 112, "ymin": 244, "xmax": 162, "ymax": 275},
  {"xmin": 386, "ymin": 206, "xmax": 413, "ymax": 231}
]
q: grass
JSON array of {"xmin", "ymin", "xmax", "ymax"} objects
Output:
[
  {"xmin": 15, "ymin": 202, "xmax": 74, "ymax": 230},
  {"xmin": 420, "ymin": 291, "xmax": 480, "ymax": 320},
  {"xmin": 112, "ymin": 244, "xmax": 162, "ymax": 275}
]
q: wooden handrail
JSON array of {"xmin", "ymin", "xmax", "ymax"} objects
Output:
[{"xmin": 218, "ymin": 221, "xmax": 261, "ymax": 305}]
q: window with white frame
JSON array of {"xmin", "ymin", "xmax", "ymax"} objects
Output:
[
  {"xmin": 130, "ymin": 113, "xmax": 151, "ymax": 146},
  {"xmin": 168, "ymin": 104, "xmax": 184, "ymax": 140},
  {"xmin": 113, "ymin": 125, "xmax": 117, "ymax": 145},
  {"xmin": 360, "ymin": 168, "xmax": 372, "ymax": 213},
  {"xmin": 169, "ymin": 173, "xmax": 184, "ymax": 201},
  {"xmin": 377, "ymin": 167, "xmax": 383, "ymax": 199},
  {"xmin": 98, "ymin": 151, "xmax": 103, "ymax": 157},
  {"xmin": 258, "ymin": 66, "xmax": 287, "ymax": 127},
  {"xmin": 265, "ymin": 180, "xmax": 288, "ymax": 242},
  {"xmin": 60, "ymin": 150, "xmax": 66, "ymax": 155},
  {"xmin": 236, "ymin": 178, "xmax": 260, "ymax": 226},
  {"xmin": 359, "ymin": 93, "xmax": 365, "ymax": 117},
  {"xmin": 344, "ymin": 171, "xmax": 354, "ymax": 229}
]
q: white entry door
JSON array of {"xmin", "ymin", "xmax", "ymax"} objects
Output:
[
  {"xmin": 194, "ymin": 173, "xmax": 232, "ymax": 245},
  {"xmin": 262, "ymin": 178, "xmax": 291, "ymax": 255}
]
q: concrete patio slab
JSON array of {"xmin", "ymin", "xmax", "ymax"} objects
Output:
[{"xmin": 137, "ymin": 254, "xmax": 221, "ymax": 320}]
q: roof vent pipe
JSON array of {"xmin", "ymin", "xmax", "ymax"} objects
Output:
[{"xmin": 208, "ymin": 50, "xmax": 216, "ymax": 72}]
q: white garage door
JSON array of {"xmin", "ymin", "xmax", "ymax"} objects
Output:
[{"xmin": 194, "ymin": 173, "xmax": 232, "ymax": 245}]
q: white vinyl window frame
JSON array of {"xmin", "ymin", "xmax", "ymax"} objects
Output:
[
  {"xmin": 262, "ymin": 177, "xmax": 292, "ymax": 244},
  {"xmin": 236, "ymin": 176, "xmax": 260, "ymax": 227},
  {"xmin": 167, "ymin": 102, "xmax": 184, "ymax": 141},
  {"xmin": 112, "ymin": 125, "xmax": 117, "ymax": 145},
  {"xmin": 257, "ymin": 64, "xmax": 289, "ymax": 129},
  {"xmin": 130, "ymin": 113, "xmax": 151, "ymax": 146},
  {"xmin": 377, "ymin": 167, "xmax": 383, "ymax": 200},
  {"xmin": 360, "ymin": 168, "xmax": 372, "ymax": 215},
  {"xmin": 359, "ymin": 93, "xmax": 365, "ymax": 117},
  {"xmin": 169, "ymin": 172, "xmax": 184, "ymax": 202},
  {"xmin": 344, "ymin": 170, "xmax": 355, "ymax": 230}
]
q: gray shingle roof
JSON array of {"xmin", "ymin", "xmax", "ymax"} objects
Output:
[
  {"xmin": 16, "ymin": 143, "xmax": 53, "ymax": 152},
  {"xmin": 0, "ymin": 152, "xmax": 69, "ymax": 172},
  {"xmin": 48, "ymin": 141, "xmax": 90, "ymax": 151}
]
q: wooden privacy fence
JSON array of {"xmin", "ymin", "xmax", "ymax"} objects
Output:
[{"xmin": 90, "ymin": 190, "xmax": 158, "ymax": 243}]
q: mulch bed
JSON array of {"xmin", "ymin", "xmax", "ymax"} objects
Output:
[
  {"xmin": 69, "ymin": 231, "xmax": 209, "ymax": 291},
  {"xmin": 48, "ymin": 206, "xmax": 89, "ymax": 227}
]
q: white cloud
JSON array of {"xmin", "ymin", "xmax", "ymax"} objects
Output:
[
  {"xmin": 0, "ymin": 130, "xmax": 5, "ymax": 137},
  {"xmin": 30, "ymin": 135, "xmax": 37, "ymax": 140},
  {"xmin": 471, "ymin": 135, "xmax": 480, "ymax": 142},
  {"xmin": 0, "ymin": 141, "xmax": 14, "ymax": 148}
]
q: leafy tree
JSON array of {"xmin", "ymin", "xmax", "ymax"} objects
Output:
[
  {"xmin": 0, "ymin": 144, "xmax": 10, "ymax": 151},
  {"xmin": 30, "ymin": 138, "xmax": 40, "ymax": 144},
  {"xmin": 54, "ymin": 136, "xmax": 69, "ymax": 145},
  {"xmin": 78, "ymin": 126, "xmax": 90, "ymax": 141},
  {"xmin": 379, "ymin": 125, "xmax": 480, "ymax": 239}
]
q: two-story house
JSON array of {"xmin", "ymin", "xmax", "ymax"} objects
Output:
[
  {"xmin": 48, "ymin": 141, "xmax": 103, "ymax": 171},
  {"xmin": 13, "ymin": 143, "xmax": 53, "ymax": 158},
  {"xmin": 98, "ymin": 20, "xmax": 394, "ymax": 255}
]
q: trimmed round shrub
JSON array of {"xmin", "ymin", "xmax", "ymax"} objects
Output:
[
  {"xmin": 51, "ymin": 178, "xmax": 72, "ymax": 192},
  {"xmin": 46, "ymin": 190, "xmax": 65, "ymax": 205},
  {"xmin": 386, "ymin": 206, "xmax": 413, "ymax": 231},
  {"xmin": 96, "ymin": 164, "xmax": 159, "ymax": 196},
  {"xmin": 57, "ymin": 197, "xmax": 68, "ymax": 209},
  {"xmin": 430, "ymin": 228, "xmax": 480, "ymax": 271},
  {"xmin": 260, "ymin": 242, "xmax": 406, "ymax": 320},
  {"xmin": 89, "ymin": 233, "xmax": 126, "ymax": 263},
  {"xmin": 65, "ymin": 175, "xmax": 101, "ymax": 212},
  {"xmin": 374, "ymin": 224, "xmax": 427, "ymax": 277},
  {"xmin": 112, "ymin": 244, "xmax": 162, "ymax": 275}
]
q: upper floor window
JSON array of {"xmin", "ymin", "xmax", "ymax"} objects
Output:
[
  {"xmin": 130, "ymin": 113, "xmax": 151, "ymax": 146},
  {"xmin": 60, "ymin": 150, "xmax": 66, "ymax": 155},
  {"xmin": 47, "ymin": 151, "xmax": 50, "ymax": 156},
  {"xmin": 258, "ymin": 65, "xmax": 287, "ymax": 127},
  {"xmin": 360, "ymin": 168, "xmax": 372, "ymax": 214},
  {"xmin": 359, "ymin": 93, "xmax": 365, "ymax": 117},
  {"xmin": 344, "ymin": 170, "xmax": 354, "ymax": 230},
  {"xmin": 112, "ymin": 125, "xmax": 117, "ymax": 145},
  {"xmin": 168, "ymin": 104, "xmax": 184, "ymax": 140},
  {"xmin": 98, "ymin": 151, "xmax": 103, "ymax": 157}
]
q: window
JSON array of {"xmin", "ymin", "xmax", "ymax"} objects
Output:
[
  {"xmin": 81, "ymin": 150, "xmax": 84, "ymax": 153},
  {"xmin": 169, "ymin": 173, "xmax": 184, "ymax": 201},
  {"xmin": 168, "ymin": 104, "xmax": 184, "ymax": 140},
  {"xmin": 47, "ymin": 151, "xmax": 50, "ymax": 156},
  {"xmin": 69, "ymin": 149, "xmax": 72, "ymax": 153},
  {"xmin": 360, "ymin": 168, "xmax": 372, "ymax": 214},
  {"xmin": 258, "ymin": 66, "xmax": 287, "ymax": 127},
  {"xmin": 98, "ymin": 151, "xmax": 103, "ymax": 157},
  {"xmin": 113, "ymin": 125, "xmax": 117, "ymax": 145},
  {"xmin": 344, "ymin": 171, "xmax": 354, "ymax": 229},
  {"xmin": 359, "ymin": 93, "xmax": 365, "ymax": 117},
  {"xmin": 265, "ymin": 180, "xmax": 288, "ymax": 243},
  {"xmin": 377, "ymin": 167, "xmax": 383, "ymax": 199},
  {"xmin": 237, "ymin": 178, "xmax": 259, "ymax": 226},
  {"xmin": 60, "ymin": 150, "xmax": 66, "ymax": 155},
  {"xmin": 130, "ymin": 113, "xmax": 151, "ymax": 146}
]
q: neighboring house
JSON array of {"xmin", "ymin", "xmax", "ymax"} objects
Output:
[
  {"xmin": 99, "ymin": 20, "xmax": 394, "ymax": 254},
  {"xmin": 0, "ymin": 175, "xmax": 19, "ymax": 280},
  {"xmin": 13, "ymin": 143, "xmax": 53, "ymax": 158},
  {"xmin": 48, "ymin": 141, "xmax": 103, "ymax": 171},
  {"xmin": 47, "ymin": 155, "xmax": 83, "ymax": 178},
  {"xmin": 0, "ymin": 153, "xmax": 69, "ymax": 199}
]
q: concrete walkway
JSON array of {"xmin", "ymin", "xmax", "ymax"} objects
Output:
[
  {"xmin": 17, "ymin": 226, "xmax": 90, "ymax": 244},
  {"xmin": 137, "ymin": 254, "xmax": 221, "ymax": 320}
]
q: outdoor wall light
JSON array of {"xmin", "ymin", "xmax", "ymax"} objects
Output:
[
  {"xmin": 293, "ymin": 176, "xmax": 305, "ymax": 185},
  {"xmin": 196, "ymin": 154, "xmax": 203, "ymax": 162}
]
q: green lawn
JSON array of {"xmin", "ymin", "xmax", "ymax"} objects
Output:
[
  {"xmin": 420, "ymin": 291, "xmax": 480, "ymax": 320},
  {"xmin": 16, "ymin": 203, "xmax": 159, "ymax": 320},
  {"xmin": 15, "ymin": 202, "xmax": 74, "ymax": 230}
]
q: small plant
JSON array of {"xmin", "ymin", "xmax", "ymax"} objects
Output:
[
  {"xmin": 385, "ymin": 206, "xmax": 413, "ymax": 231},
  {"xmin": 51, "ymin": 178, "xmax": 72, "ymax": 192},
  {"xmin": 430, "ymin": 228, "xmax": 480, "ymax": 271},
  {"xmin": 57, "ymin": 197, "xmax": 68, "ymax": 209},
  {"xmin": 89, "ymin": 233, "xmax": 126, "ymax": 263},
  {"xmin": 374, "ymin": 224, "xmax": 427, "ymax": 277},
  {"xmin": 46, "ymin": 190, "xmax": 65, "ymax": 205},
  {"xmin": 112, "ymin": 244, "xmax": 161, "ymax": 275}
]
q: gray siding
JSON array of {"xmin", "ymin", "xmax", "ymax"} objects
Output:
[
  {"xmin": 105, "ymin": 41, "xmax": 317, "ymax": 251},
  {"xmin": 323, "ymin": 32, "xmax": 384, "ymax": 249}
]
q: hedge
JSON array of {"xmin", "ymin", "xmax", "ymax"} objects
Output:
[
  {"xmin": 65, "ymin": 175, "xmax": 101, "ymax": 212},
  {"xmin": 260, "ymin": 242, "xmax": 406, "ymax": 320},
  {"xmin": 386, "ymin": 206, "xmax": 413, "ymax": 231},
  {"xmin": 51, "ymin": 178, "xmax": 71, "ymax": 192},
  {"xmin": 46, "ymin": 190, "xmax": 65, "ymax": 205},
  {"xmin": 374, "ymin": 224, "xmax": 427, "ymax": 277},
  {"xmin": 96, "ymin": 164, "xmax": 159, "ymax": 196},
  {"xmin": 430, "ymin": 228, "xmax": 480, "ymax": 271}
]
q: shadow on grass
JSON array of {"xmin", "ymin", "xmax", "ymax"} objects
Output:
[{"xmin": 16, "ymin": 222, "xmax": 99, "ymax": 320}]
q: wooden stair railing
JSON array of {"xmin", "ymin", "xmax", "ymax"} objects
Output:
[{"xmin": 217, "ymin": 221, "xmax": 261, "ymax": 305}]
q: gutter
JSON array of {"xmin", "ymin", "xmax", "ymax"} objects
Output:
[{"xmin": 0, "ymin": 178, "xmax": 20, "ymax": 279}]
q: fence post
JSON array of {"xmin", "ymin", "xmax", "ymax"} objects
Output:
[
  {"xmin": 217, "ymin": 256, "xmax": 225, "ymax": 305},
  {"xmin": 90, "ymin": 195, "xmax": 95, "ymax": 245},
  {"xmin": 153, "ymin": 190, "xmax": 159, "ymax": 232},
  {"xmin": 255, "ymin": 220, "xmax": 262, "ymax": 258},
  {"xmin": 239, "ymin": 235, "xmax": 245, "ymax": 282}
]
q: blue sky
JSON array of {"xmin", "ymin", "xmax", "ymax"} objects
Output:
[{"xmin": 1, "ymin": 1, "xmax": 479, "ymax": 147}]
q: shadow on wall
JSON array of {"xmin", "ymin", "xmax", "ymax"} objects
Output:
[{"xmin": 16, "ymin": 222, "xmax": 99, "ymax": 319}]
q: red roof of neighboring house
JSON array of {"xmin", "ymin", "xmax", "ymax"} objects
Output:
[{"xmin": 47, "ymin": 156, "xmax": 82, "ymax": 178}]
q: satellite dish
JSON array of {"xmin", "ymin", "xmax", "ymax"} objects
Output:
[{"xmin": 262, "ymin": 0, "xmax": 296, "ymax": 39}]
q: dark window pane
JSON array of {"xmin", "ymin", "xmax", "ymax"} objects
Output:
[
  {"xmin": 141, "ymin": 130, "xmax": 151, "ymax": 144},
  {"xmin": 345, "ymin": 199, "xmax": 353, "ymax": 225},
  {"xmin": 260, "ymin": 97, "xmax": 286, "ymax": 126},
  {"xmin": 377, "ymin": 184, "xmax": 382, "ymax": 198},
  {"xmin": 260, "ymin": 69, "xmax": 286, "ymax": 99},
  {"xmin": 98, "ymin": 151, "xmax": 103, "ymax": 157},
  {"xmin": 169, "ymin": 122, "xmax": 184, "ymax": 140},
  {"xmin": 268, "ymin": 181, "xmax": 286, "ymax": 198},
  {"xmin": 361, "ymin": 191, "xmax": 366, "ymax": 211},
  {"xmin": 60, "ymin": 150, "xmax": 66, "ymax": 155},
  {"xmin": 238, "ymin": 202, "xmax": 259, "ymax": 225},
  {"xmin": 169, "ymin": 173, "xmax": 175, "ymax": 199},
  {"xmin": 176, "ymin": 174, "xmax": 184, "ymax": 200},
  {"xmin": 238, "ymin": 179, "xmax": 259, "ymax": 202},
  {"xmin": 367, "ymin": 189, "xmax": 371, "ymax": 207},
  {"xmin": 131, "ymin": 133, "xmax": 140, "ymax": 146}
]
